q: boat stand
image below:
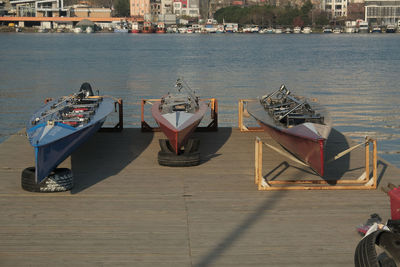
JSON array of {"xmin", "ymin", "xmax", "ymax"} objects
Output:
[
  {"xmin": 44, "ymin": 97, "xmax": 123, "ymax": 132},
  {"xmin": 99, "ymin": 98, "xmax": 123, "ymax": 132},
  {"xmin": 141, "ymin": 98, "xmax": 218, "ymax": 132},
  {"xmin": 238, "ymin": 99, "xmax": 263, "ymax": 132},
  {"xmin": 254, "ymin": 136, "xmax": 378, "ymax": 190}
]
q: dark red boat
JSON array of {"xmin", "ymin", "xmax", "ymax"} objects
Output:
[
  {"xmin": 247, "ymin": 85, "xmax": 331, "ymax": 176},
  {"xmin": 151, "ymin": 79, "xmax": 208, "ymax": 154},
  {"xmin": 142, "ymin": 21, "xmax": 154, "ymax": 33}
]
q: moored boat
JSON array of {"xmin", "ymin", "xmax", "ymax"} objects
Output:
[
  {"xmin": 130, "ymin": 21, "xmax": 142, "ymax": 33},
  {"xmin": 333, "ymin": 27, "xmax": 342, "ymax": 34},
  {"xmin": 247, "ymin": 84, "xmax": 331, "ymax": 176},
  {"xmin": 323, "ymin": 26, "xmax": 333, "ymax": 33},
  {"xmin": 293, "ymin": 26, "xmax": 301, "ymax": 33},
  {"xmin": 371, "ymin": 25, "xmax": 382, "ymax": 33},
  {"xmin": 73, "ymin": 27, "xmax": 82, "ymax": 33},
  {"xmin": 142, "ymin": 21, "xmax": 154, "ymax": 33},
  {"xmin": 302, "ymin": 26, "xmax": 312, "ymax": 34},
  {"xmin": 358, "ymin": 21, "xmax": 369, "ymax": 33},
  {"xmin": 26, "ymin": 83, "xmax": 115, "ymax": 183},
  {"xmin": 156, "ymin": 22, "xmax": 166, "ymax": 33},
  {"xmin": 151, "ymin": 79, "xmax": 208, "ymax": 154},
  {"xmin": 386, "ymin": 24, "xmax": 396, "ymax": 33}
]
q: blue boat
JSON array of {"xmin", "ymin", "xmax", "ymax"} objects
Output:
[{"xmin": 26, "ymin": 83, "xmax": 115, "ymax": 184}]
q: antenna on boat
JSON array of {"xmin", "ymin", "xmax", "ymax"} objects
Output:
[{"xmin": 176, "ymin": 78, "xmax": 198, "ymax": 102}]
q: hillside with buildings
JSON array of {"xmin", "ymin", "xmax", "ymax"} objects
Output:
[{"xmin": 1, "ymin": 0, "xmax": 400, "ymax": 31}]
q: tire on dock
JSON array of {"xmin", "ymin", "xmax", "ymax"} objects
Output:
[
  {"xmin": 158, "ymin": 139, "xmax": 201, "ymax": 167},
  {"xmin": 354, "ymin": 230, "xmax": 399, "ymax": 267},
  {"xmin": 21, "ymin": 167, "xmax": 73, "ymax": 193}
]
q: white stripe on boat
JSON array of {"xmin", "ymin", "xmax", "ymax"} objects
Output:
[{"xmin": 162, "ymin": 112, "xmax": 193, "ymax": 129}]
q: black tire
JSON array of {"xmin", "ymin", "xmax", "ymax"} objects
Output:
[
  {"xmin": 159, "ymin": 139, "xmax": 200, "ymax": 155},
  {"xmin": 376, "ymin": 231, "xmax": 400, "ymax": 265},
  {"xmin": 21, "ymin": 167, "xmax": 73, "ymax": 193},
  {"xmin": 158, "ymin": 151, "xmax": 200, "ymax": 167},
  {"xmin": 159, "ymin": 139, "xmax": 174, "ymax": 153},
  {"xmin": 354, "ymin": 230, "xmax": 380, "ymax": 267},
  {"xmin": 184, "ymin": 139, "xmax": 200, "ymax": 154}
]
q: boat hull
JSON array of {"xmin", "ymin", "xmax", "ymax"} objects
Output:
[
  {"xmin": 152, "ymin": 101, "xmax": 207, "ymax": 154},
  {"xmin": 27, "ymin": 97, "xmax": 114, "ymax": 183},
  {"xmin": 257, "ymin": 120, "xmax": 326, "ymax": 176},
  {"xmin": 34, "ymin": 118, "xmax": 106, "ymax": 183},
  {"xmin": 247, "ymin": 99, "xmax": 331, "ymax": 176}
]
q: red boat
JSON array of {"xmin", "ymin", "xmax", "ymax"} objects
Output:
[
  {"xmin": 151, "ymin": 79, "xmax": 208, "ymax": 154},
  {"xmin": 130, "ymin": 22, "xmax": 142, "ymax": 33},
  {"xmin": 155, "ymin": 22, "xmax": 166, "ymax": 33},
  {"xmin": 247, "ymin": 85, "xmax": 331, "ymax": 176},
  {"xmin": 142, "ymin": 21, "xmax": 154, "ymax": 33}
]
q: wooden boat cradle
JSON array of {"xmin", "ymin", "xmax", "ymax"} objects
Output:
[
  {"xmin": 238, "ymin": 99, "xmax": 264, "ymax": 132},
  {"xmin": 254, "ymin": 136, "xmax": 378, "ymax": 190}
]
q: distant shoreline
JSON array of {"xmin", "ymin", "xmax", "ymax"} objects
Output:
[{"xmin": 1, "ymin": 26, "xmax": 399, "ymax": 34}]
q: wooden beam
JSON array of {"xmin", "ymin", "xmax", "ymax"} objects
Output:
[
  {"xmin": 238, "ymin": 99, "xmax": 263, "ymax": 132},
  {"xmin": 254, "ymin": 137, "xmax": 378, "ymax": 190}
]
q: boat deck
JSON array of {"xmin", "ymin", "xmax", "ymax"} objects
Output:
[{"xmin": 0, "ymin": 128, "xmax": 399, "ymax": 266}]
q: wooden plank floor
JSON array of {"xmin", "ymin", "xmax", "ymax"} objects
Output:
[{"xmin": 0, "ymin": 128, "xmax": 399, "ymax": 266}]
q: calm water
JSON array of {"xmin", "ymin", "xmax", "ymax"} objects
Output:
[{"xmin": 0, "ymin": 33, "xmax": 399, "ymax": 167}]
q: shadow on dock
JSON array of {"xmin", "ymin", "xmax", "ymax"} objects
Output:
[
  {"xmin": 263, "ymin": 128, "xmax": 364, "ymax": 183},
  {"xmin": 70, "ymin": 128, "xmax": 153, "ymax": 194},
  {"xmin": 324, "ymin": 128, "xmax": 352, "ymax": 182},
  {"xmin": 195, "ymin": 191, "xmax": 287, "ymax": 267},
  {"xmin": 194, "ymin": 127, "xmax": 232, "ymax": 163}
]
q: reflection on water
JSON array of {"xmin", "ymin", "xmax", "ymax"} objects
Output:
[{"xmin": 0, "ymin": 33, "xmax": 399, "ymax": 167}]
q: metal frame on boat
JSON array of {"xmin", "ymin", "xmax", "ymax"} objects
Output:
[{"xmin": 44, "ymin": 97, "xmax": 124, "ymax": 132}]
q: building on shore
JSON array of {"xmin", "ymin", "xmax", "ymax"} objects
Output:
[
  {"xmin": 322, "ymin": 0, "xmax": 348, "ymax": 19},
  {"xmin": 364, "ymin": 0, "xmax": 400, "ymax": 26},
  {"xmin": 173, "ymin": 0, "xmax": 200, "ymax": 18},
  {"xmin": 69, "ymin": 4, "xmax": 112, "ymax": 18},
  {"xmin": 130, "ymin": 0, "xmax": 151, "ymax": 17},
  {"xmin": 7, "ymin": 0, "xmax": 111, "ymax": 18},
  {"xmin": 9, "ymin": 0, "xmax": 68, "ymax": 17}
]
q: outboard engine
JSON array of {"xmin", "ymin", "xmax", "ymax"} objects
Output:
[{"xmin": 79, "ymin": 82, "xmax": 94, "ymax": 97}]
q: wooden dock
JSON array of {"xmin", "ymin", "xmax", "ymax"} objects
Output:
[{"xmin": 0, "ymin": 128, "xmax": 399, "ymax": 266}]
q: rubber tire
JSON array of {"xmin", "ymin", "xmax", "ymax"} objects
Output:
[
  {"xmin": 376, "ymin": 231, "xmax": 400, "ymax": 265},
  {"xmin": 184, "ymin": 139, "xmax": 200, "ymax": 154},
  {"xmin": 159, "ymin": 139, "xmax": 174, "ymax": 153},
  {"xmin": 21, "ymin": 167, "xmax": 73, "ymax": 193},
  {"xmin": 159, "ymin": 139, "xmax": 200, "ymax": 155},
  {"xmin": 158, "ymin": 151, "xmax": 200, "ymax": 167},
  {"xmin": 354, "ymin": 230, "xmax": 380, "ymax": 267}
]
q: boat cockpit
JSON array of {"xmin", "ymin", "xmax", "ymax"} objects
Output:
[{"xmin": 260, "ymin": 85, "xmax": 325, "ymax": 127}]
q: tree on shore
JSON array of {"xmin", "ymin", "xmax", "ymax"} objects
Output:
[
  {"xmin": 215, "ymin": 1, "xmax": 328, "ymax": 27},
  {"xmin": 114, "ymin": 0, "xmax": 130, "ymax": 16}
]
